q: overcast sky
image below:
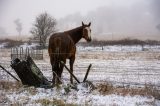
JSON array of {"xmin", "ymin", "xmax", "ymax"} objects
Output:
[
  {"xmin": 0, "ymin": 0, "xmax": 109, "ymax": 36},
  {"xmin": 0, "ymin": 0, "xmax": 160, "ymax": 40}
]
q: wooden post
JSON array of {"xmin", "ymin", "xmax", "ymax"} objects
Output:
[
  {"xmin": 60, "ymin": 61, "xmax": 80, "ymax": 83},
  {"xmin": 0, "ymin": 65, "xmax": 20, "ymax": 82},
  {"xmin": 83, "ymin": 64, "xmax": 92, "ymax": 82}
]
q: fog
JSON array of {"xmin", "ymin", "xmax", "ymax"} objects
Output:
[
  {"xmin": 0, "ymin": 0, "xmax": 160, "ymax": 40},
  {"xmin": 14, "ymin": 19, "xmax": 23, "ymax": 35},
  {"xmin": 150, "ymin": 0, "xmax": 160, "ymax": 31},
  {"xmin": 58, "ymin": 0, "xmax": 160, "ymax": 40},
  {"xmin": 0, "ymin": 0, "xmax": 9, "ymax": 36}
]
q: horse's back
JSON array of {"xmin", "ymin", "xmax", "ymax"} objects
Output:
[
  {"xmin": 48, "ymin": 32, "xmax": 76, "ymax": 60},
  {"xmin": 49, "ymin": 33, "xmax": 73, "ymax": 51}
]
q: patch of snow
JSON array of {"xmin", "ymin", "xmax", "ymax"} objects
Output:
[
  {"xmin": 5, "ymin": 83, "xmax": 160, "ymax": 106},
  {"xmin": 1, "ymin": 45, "xmax": 160, "ymax": 105},
  {"xmin": 0, "ymin": 43, "xmax": 8, "ymax": 48},
  {"xmin": 77, "ymin": 45, "xmax": 160, "ymax": 52},
  {"xmin": 20, "ymin": 43, "xmax": 39, "ymax": 49}
]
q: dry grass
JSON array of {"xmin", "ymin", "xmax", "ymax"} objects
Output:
[
  {"xmin": 35, "ymin": 98, "xmax": 77, "ymax": 106},
  {"xmin": 0, "ymin": 81, "xmax": 159, "ymax": 105},
  {"xmin": 0, "ymin": 81, "xmax": 22, "ymax": 91},
  {"xmin": 96, "ymin": 83, "xmax": 160, "ymax": 100},
  {"xmin": 0, "ymin": 81, "xmax": 23, "ymax": 105}
]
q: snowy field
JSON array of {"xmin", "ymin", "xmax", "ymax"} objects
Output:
[
  {"xmin": 42, "ymin": 45, "xmax": 160, "ymax": 87},
  {"xmin": 0, "ymin": 45, "xmax": 160, "ymax": 105}
]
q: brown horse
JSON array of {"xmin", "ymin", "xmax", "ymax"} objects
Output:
[{"xmin": 48, "ymin": 22, "xmax": 91, "ymax": 85}]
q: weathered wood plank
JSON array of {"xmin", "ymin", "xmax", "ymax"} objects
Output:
[
  {"xmin": 60, "ymin": 61, "xmax": 80, "ymax": 83},
  {"xmin": 11, "ymin": 56, "xmax": 52, "ymax": 88},
  {"xmin": 83, "ymin": 64, "xmax": 92, "ymax": 82}
]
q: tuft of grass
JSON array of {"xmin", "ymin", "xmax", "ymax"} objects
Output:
[
  {"xmin": 143, "ymin": 84, "xmax": 160, "ymax": 100},
  {"xmin": 96, "ymin": 83, "xmax": 160, "ymax": 100},
  {"xmin": 26, "ymin": 86, "xmax": 38, "ymax": 95},
  {"xmin": 0, "ymin": 81, "xmax": 22, "ymax": 91},
  {"xmin": 35, "ymin": 98, "xmax": 77, "ymax": 106},
  {"xmin": 96, "ymin": 82, "xmax": 114, "ymax": 95}
]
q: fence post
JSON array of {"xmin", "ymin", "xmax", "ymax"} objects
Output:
[
  {"xmin": 11, "ymin": 47, "xmax": 43, "ymax": 60},
  {"xmin": 16, "ymin": 47, "xmax": 18, "ymax": 59},
  {"xmin": 20, "ymin": 47, "xmax": 23, "ymax": 60},
  {"xmin": 83, "ymin": 64, "xmax": 92, "ymax": 82},
  {"xmin": 11, "ymin": 47, "xmax": 18, "ymax": 60},
  {"xmin": 26, "ymin": 47, "xmax": 30, "ymax": 59},
  {"xmin": 11, "ymin": 48, "xmax": 13, "ymax": 60}
]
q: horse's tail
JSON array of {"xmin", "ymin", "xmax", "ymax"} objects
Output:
[
  {"xmin": 53, "ymin": 37, "xmax": 62, "ymax": 71},
  {"xmin": 54, "ymin": 37, "xmax": 61, "ymax": 62},
  {"xmin": 48, "ymin": 37, "xmax": 61, "ymax": 65},
  {"xmin": 48, "ymin": 35, "xmax": 62, "ymax": 84},
  {"xmin": 54, "ymin": 47, "xmax": 60, "ymax": 66}
]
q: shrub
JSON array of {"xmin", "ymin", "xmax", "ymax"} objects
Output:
[
  {"xmin": 0, "ymin": 39, "xmax": 24, "ymax": 48},
  {"xmin": 78, "ymin": 38, "xmax": 160, "ymax": 46}
]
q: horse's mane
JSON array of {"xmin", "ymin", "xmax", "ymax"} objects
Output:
[{"xmin": 64, "ymin": 26, "xmax": 83, "ymax": 33}]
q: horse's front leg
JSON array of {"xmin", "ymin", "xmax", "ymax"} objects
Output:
[{"xmin": 69, "ymin": 56, "xmax": 75, "ymax": 84}]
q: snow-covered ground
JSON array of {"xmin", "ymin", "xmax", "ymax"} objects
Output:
[
  {"xmin": 19, "ymin": 43, "xmax": 39, "ymax": 49},
  {"xmin": 0, "ymin": 45, "xmax": 160, "ymax": 105},
  {"xmin": 0, "ymin": 43, "xmax": 8, "ymax": 48},
  {"xmin": 3, "ymin": 83, "xmax": 160, "ymax": 106},
  {"xmin": 77, "ymin": 45, "xmax": 160, "ymax": 52}
]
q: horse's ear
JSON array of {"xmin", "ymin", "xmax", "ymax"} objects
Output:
[
  {"xmin": 88, "ymin": 22, "xmax": 91, "ymax": 26},
  {"xmin": 82, "ymin": 21, "xmax": 85, "ymax": 26}
]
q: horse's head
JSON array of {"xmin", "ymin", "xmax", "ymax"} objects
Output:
[{"xmin": 82, "ymin": 22, "xmax": 92, "ymax": 42}]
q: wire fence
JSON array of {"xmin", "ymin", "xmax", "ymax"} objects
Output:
[
  {"xmin": 0, "ymin": 45, "xmax": 160, "ymax": 88},
  {"xmin": 0, "ymin": 58, "xmax": 160, "ymax": 88},
  {"xmin": 11, "ymin": 47, "xmax": 43, "ymax": 60},
  {"xmin": 77, "ymin": 45, "xmax": 160, "ymax": 52}
]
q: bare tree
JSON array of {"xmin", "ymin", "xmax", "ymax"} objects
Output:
[
  {"xmin": 30, "ymin": 12, "xmax": 56, "ymax": 48},
  {"xmin": 14, "ymin": 19, "xmax": 22, "ymax": 38}
]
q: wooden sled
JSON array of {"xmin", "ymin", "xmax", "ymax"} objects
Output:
[{"xmin": 10, "ymin": 56, "xmax": 52, "ymax": 88}]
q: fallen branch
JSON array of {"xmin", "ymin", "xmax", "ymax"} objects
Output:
[
  {"xmin": 83, "ymin": 64, "xmax": 92, "ymax": 82},
  {"xmin": 0, "ymin": 64, "xmax": 20, "ymax": 82},
  {"xmin": 60, "ymin": 61, "xmax": 80, "ymax": 83}
]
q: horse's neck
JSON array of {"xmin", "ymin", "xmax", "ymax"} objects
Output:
[{"xmin": 66, "ymin": 27, "xmax": 83, "ymax": 44}]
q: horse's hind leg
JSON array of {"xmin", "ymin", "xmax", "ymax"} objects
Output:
[
  {"xmin": 51, "ymin": 57, "xmax": 57, "ymax": 86},
  {"xmin": 54, "ymin": 61, "xmax": 62, "ymax": 85},
  {"xmin": 57, "ymin": 64, "xmax": 62, "ymax": 84},
  {"xmin": 57, "ymin": 60, "xmax": 66, "ymax": 84},
  {"xmin": 70, "ymin": 56, "xmax": 75, "ymax": 84},
  {"xmin": 50, "ymin": 56, "xmax": 55, "ymax": 85}
]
